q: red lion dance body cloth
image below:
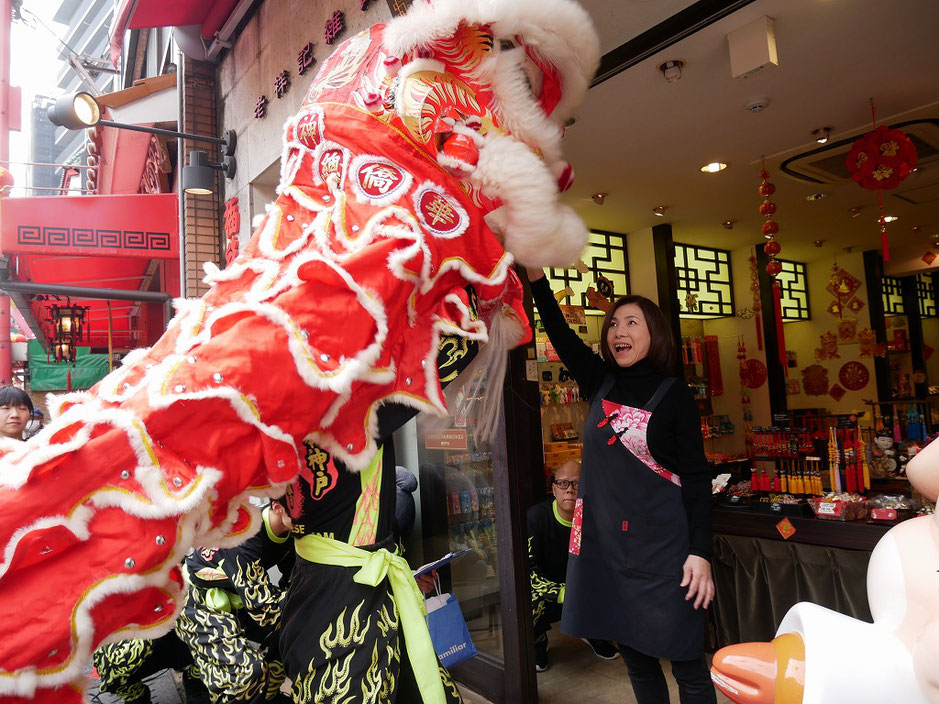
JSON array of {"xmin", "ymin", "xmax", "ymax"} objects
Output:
[{"xmin": 0, "ymin": 1, "xmax": 599, "ymax": 701}]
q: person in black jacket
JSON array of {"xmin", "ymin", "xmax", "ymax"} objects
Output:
[
  {"xmin": 528, "ymin": 459, "xmax": 618, "ymax": 672},
  {"xmin": 527, "ymin": 268, "xmax": 716, "ymax": 704}
]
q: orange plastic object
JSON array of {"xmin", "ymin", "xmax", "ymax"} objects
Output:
[{"xmin": 711, "ymin": 632, "xmax": 806, "ymax": 704}]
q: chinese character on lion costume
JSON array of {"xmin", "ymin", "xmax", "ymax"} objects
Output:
[
  {"xmin": 0, "ymin": 0, "xmax": 600, "ymax": 702},
  {"xmin": 710, "ymin": 436, "xmax": 939, "ymax": 704}
]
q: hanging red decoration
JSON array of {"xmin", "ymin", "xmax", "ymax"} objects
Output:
[
  {"xmin": 759, "ymin": 159, "xmax": 786, "ymax": 375},
  {"xmin": 846, "ymin": 124, "xmax": 917, "ymax": 191},
  {"xmin": 844, "ymin": 102, "xmax": 918, "ymax": 262}
]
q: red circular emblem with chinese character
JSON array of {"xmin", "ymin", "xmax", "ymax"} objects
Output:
[
  {"xmin": 295, "ymin": 113, "xmax": 322, "ymax": 150},
  {"xmin": 416, "ymin": 189, "xmax": 466, "ymax": 237},
  {"xmin": 356, "ymin": 160, "xmax": 405, "ymax": 199},
  {"xmin": 838, "ymin": 361, "xmax": 869, "ymax": 391},
  {"xmin": 319, "ymin": 149, "xmax": 345, "ymax": 182},
  {"xmin": 740, "ymin": 359, "xmax": 767, "ymax": 389}
]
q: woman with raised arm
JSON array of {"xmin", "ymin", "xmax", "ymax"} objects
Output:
[{"xmin": 528, "ymin": 268, "xmax": 716, "ymax": 704}]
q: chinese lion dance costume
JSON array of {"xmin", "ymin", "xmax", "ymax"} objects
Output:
[
  {"xmin": 0, "ymin": 0, "xmax": 600, "ymax": 702},
  {"xmin": 710, "ymin": 434, "xmax": 939, "ymax": 704}
]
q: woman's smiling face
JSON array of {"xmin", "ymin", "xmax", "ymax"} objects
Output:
[{"xmin": 606, "ymin": 303, "xmax": 651, "ymax": 367}]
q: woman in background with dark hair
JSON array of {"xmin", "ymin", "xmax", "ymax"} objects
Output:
[
  {"xmin": 0, "ymin": 385, "xmax": 32, "ymax": 441},
  {"xmin": 527, "ymin": 269, "xmax": 716, "ymax": 704}
]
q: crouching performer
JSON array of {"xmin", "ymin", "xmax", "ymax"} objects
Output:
[{"xmin": 175, "ymin": 500, "xmax": 295, "ymax": 704}]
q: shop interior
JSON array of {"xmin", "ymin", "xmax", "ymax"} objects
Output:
[{"xmin": 241, "ymin": 0, "xmax": 939, "ymax": 700}]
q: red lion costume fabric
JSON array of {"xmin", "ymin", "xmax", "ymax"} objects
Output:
[{"xmin": 0, "ymin": 1, "xmax": 599, "ymax": 701}]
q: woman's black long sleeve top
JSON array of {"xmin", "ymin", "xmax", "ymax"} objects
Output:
[{"xmin": 531, "ymin": 276, "xmax": 713, "ymax": 558}]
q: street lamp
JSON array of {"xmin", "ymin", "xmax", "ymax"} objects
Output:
[
  {"xmin": 47, "ymin": 91, "xmax": 237, "ymax": 159},
  {"xmin": 183, "ymin": 150, "xmax": 237, "ymax": 195}
]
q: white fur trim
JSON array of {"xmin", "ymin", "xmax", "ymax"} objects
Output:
[
  {"xmin": 382, "ymin": 0, "xmax": 599, "ymax": 124},
  {"xmin": 470, "ymin": 134, "xmax": 587, "ymax": 267}
]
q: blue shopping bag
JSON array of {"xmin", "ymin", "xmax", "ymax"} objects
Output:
[{"xmin": 425, "ymin": 592, "xmax": 477, "ymax": 668}]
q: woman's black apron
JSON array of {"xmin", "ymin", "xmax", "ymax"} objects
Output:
[{"xmin": 561, "ymin": 373, "xmax": 706, "ymax": 661}]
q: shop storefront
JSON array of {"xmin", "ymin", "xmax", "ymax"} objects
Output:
[{"xmin": 137, "ymin": 0, "xmax": 938, "ymax": 701}]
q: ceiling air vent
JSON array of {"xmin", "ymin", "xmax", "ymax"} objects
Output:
[{"xmin": 781, "ymin": 119, "xmax": 939, "ymax": 185}]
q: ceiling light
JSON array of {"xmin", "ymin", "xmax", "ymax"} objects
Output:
[
  {"xmin": 805, "ymin": 192, "xmax": 827, "ymax": 201},
  {"xmin": 652, "ymin": 205, "xmax": 667, "ymax": 217},
  {"xmin": 700, "ymin": 162, "xmax": 728, "ymax": 173},
  {"xmin": 812, "ymin": 127, "xmax": 832, "ymax": 144},
  {"xmin": 591, "ymin": 192, "xmax": 607, "ymax": 206},
  {"xmin": 722, "ymin": 220, "xmax": 734, "ymax": 229},
  {"xmin": 880, "ymin": 215, "xmax": 899, "ymax": 223},
  {"xmin": 658, "ymin": 60, "xmax": 684, "ymax": 83}
]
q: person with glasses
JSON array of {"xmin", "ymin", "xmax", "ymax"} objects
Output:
[
  {"xmin": 527, "ymin": 460, "xmax": 618, "ymax": 672},
  {"xmin": 527, "ymin": 268, "xmax": 716, "ymax": 704}
]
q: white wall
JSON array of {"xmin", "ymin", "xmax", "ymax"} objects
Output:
[{"xmin": 218, "ymin": 0, "xmax": 393, "ymax": 242}]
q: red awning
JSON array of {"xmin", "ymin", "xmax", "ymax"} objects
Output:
[
  {"xmin": 0, "ymin": 194, "xmax": 180, "ymax": 351},
  {"xmin": 15, "ymin": 256, "xmax": 158, "ymax": 351},
  {"xmin": 110, "ymin": 0, "xmax": 241, "ymax": 67},
  {"xmin": 95, "ymin": 75, "xmax": 178, "ymax": 195}
]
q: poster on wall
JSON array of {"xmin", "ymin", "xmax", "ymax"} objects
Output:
[
  {"xmin": 559, "ymin": 305, "xmax": 586, "ymax": 327},
  {"xmin": 802, "ymin": 364, "xmax": 830, "ymax": 396},
  {"xmin": 838, "ymin": 319, "xmax": 857, "ymax": 343},
  {"xmin": 839, "ymin": 361, "xmax": 870, "ymax": 391}
]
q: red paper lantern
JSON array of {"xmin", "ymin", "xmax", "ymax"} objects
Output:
[
  {"xmin": 762, "ymin": 220, "xmax": 779, "ymax": 237},
  {"xmin": 0, "ymin": 166, "xmax": 13, "ymax": 193},
  {"xmin": 764, "ymin": 240, "xmax": 781, "ymax": 256},
  {"xmin": 758, "ymin": 182, "xmax": 775, "ymax": 197},
  {"xmin": 765, "ymin": 259, "xmax": 782, "ymax": 277},
  {"xmin": 845, "ymin": 125, "xmax": 918, "ymax": 191},
  {"xmin": 759, "ymin": 199, "xmax": 777, "ymax": 216}
]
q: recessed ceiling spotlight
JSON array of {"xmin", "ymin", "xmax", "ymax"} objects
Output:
[
  {"xmin": 880, "ymin": 215, "xmax": 899, "ymax": 223},
  {"xmin": 814, "ymin": 240, "xmax": 825, "ymax": 247},
  {"xmin": 722, "ymin": 220, "xmax": 734, "ymax": 230},
  {"xmin": 658, "ymin": 60, "xmax": 684, "ymax": 83},
  {"xmin": 700, "ymin": 162, "xmax": 728, "ymax": 173},
  {"xmin": 652, "ymin": 205, "xmax": 668, "ymax": 217},
  {"xmin": 805, "ymin": 192, "xmax": 827, "ymax": 201},
  {"xmin": 591, "ymin": 192, "xmax": 608, "ymax": 206},
  {"xmin": 812, "ymin": 127, "xmax": 832, "ymax": 144}
]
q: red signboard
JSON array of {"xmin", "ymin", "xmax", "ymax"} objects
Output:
[
  {"xmin": 0, "ymin": 194, "xmax": 179, "ymax": 259},
  {"xmin": 424, "ymin": 429, "xmax": 468, "ymax": 450}
]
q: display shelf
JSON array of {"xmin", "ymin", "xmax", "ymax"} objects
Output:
[{"xmin": 712, "ymin": 506, "xmax": 890, "ymax": 551}]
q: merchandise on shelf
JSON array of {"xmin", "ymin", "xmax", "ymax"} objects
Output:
[{"xmin": 539, "ymin": 380, "xmax": 582, "ymax": 407}]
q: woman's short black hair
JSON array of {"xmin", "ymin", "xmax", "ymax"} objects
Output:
[
  {"xmin": 599, "ymin": 295, "xmax": 679, "ymax": 376},
  {"xmin": 0, "ymin": 385, "xmax": 32, "ymax": 412}
]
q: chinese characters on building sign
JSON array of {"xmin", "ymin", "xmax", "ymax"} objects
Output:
[
  {"xmin": 274, "ymin": 70, "xmax": 290, "ymax": 99},
  {"xmin": 297, "ymin": 42, "xmax": 316, "ymax": 75},
  {"xmin": 324, "ymin": 10, "xmax": 345, "ymax": 45},
  {"xmin": 254, "ymin": 95, "xmax": 269, "ymax": 119}
]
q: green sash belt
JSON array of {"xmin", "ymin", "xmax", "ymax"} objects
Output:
[{"xmin": 294, "ymin": 533, "xmax": 446, "ymax": 704}]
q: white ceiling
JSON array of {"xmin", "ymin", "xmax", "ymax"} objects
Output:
[{"xmin": 564, "ymin": 0, "xmax": 939, "ymax": 264}]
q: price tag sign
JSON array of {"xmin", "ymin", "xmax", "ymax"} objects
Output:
[
  {"xmin": 871, "ymin": 508, "xmax": 897, "ymax": 521},
  {"xmin": 817, "ymin": 501, "xmax": 843, "ymax": 517}
]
